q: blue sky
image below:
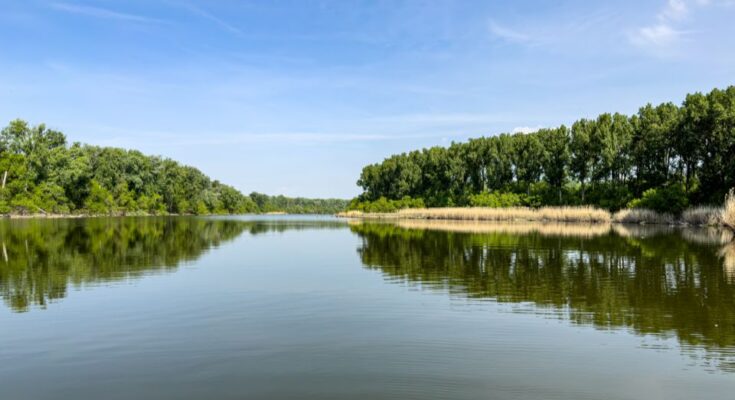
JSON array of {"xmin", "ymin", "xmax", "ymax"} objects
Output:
[{"xmin": 1, "ymin": 0, "xmax": 733, "ymax": 198}]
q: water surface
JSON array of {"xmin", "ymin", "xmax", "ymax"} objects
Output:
[{"xmin": 1, "ymin": 216, "xmax": 734, "ymax": 399}]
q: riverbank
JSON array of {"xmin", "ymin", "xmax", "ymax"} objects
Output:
[
  {"xmin": 0, "ymin": 211, "xmax": 220, "ymax": 219},
  {"xmin": 338, "ymin": 194, "xmax": 735, "ymax": 231}
]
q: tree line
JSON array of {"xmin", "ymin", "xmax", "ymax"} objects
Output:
[
  {"xmin": 353, "ymin": 86, "xmax": 735, "ymax": 212},
  {"xmin": 0, "ymin": 119, "xmax": 347, "ymax": 215}
]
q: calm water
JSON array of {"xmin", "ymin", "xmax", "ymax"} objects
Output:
[{"xmin": 1, "ymin": 216, "xmax": 735, "ymax": 399}]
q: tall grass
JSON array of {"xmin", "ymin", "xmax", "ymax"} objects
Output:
[
  {"xmin": 611, "ymin": 209, "xmax": 675, "ymax": 225},
  {"xmin": 723, "ymin": 189, "xmax": 735, "ymax": 231},
  {"xmin": 393, "ymin": 220, "xmax": 613, "ymax": 237},
  {"xmin": 339, "ymin": 195, "xmax": 735, "ymax": 230},
  {"xmin": 681, "ymin": 206, "xmax": 722, "ymax": 226},
  {"xmin": 339, "ymin": 206, "xmax": 611, "ymax": 223}
]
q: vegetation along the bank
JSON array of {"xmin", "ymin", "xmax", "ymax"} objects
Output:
[
  {"xmin": 347, "ymin": 86, "xmax": 735, "ymax": 226},
  {"xmin": 0, "ymin": 120, "xmax": 347, "ymax": 216}
]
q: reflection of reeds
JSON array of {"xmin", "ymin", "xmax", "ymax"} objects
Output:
[
  {"xmin": 612, "ymin": 223, "xmax": 676, "ymax": 238},
  {"xmin": 612, "ymin": 209, "xmax": 675, "ymax": 225},
  {"xmin": 394, "ymin": 220, "xmax": 613, "ymax": 237},
  {"xmin": 681, "ymin": 227, "xmax": 734, "ymax": 245},
  {"xmin": 720, "ymin": 243, "xmax": 735, "ymax": 283}
]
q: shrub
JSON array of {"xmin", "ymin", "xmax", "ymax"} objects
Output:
[
  {"xmin": 84, "ymin": 180, "xmax": 114, "ymax": 214},
  {"xmin": 468, "ymin": 191, "xmax": 524, "ymax": 208},
  {"xmin": 348, "ymin": 196, "xmax": 425, "ymax": 213},
  {"xmin": 586, "ymin": 183, "xmax": 633, "ymax": 211},
  {"xmin": 33, "ymin": 183, "xmax": 71, "ymax": 214},
  {"xmin": 138, "ymin": 193, "xmax": 167, "ymax": 215},
  {"xmin": 196, "ymin": 200, "xmax": 209, "ymax": 215},
  {"xmin": 628, "ymin": 184, "xmax": 688, "ymax": 215}
]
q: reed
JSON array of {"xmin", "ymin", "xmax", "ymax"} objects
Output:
[
  {"xmin": 390, "ymin": 206, "xmax": 612, "ymax": 223},
  {"xmin": 393, "ymin": 219, "xmax": 613, "ymax": 237},
  {"xmin": 682, "ymin": 206, "xmax": 723, "ymax": 226},
  {"xmin": 612, "ymin": 208, "xmax": 676, "ymax": 225},
  {"xmin": 338, "ymin": 207, "xmax": 610, "ymax": 223},
  {"xmin": 723, "ymin": 189, "xmax": 735, "ymax": 232},
  {"xmin": 339, "ymin": 198, "xmax": 735, "ymax": 229}
]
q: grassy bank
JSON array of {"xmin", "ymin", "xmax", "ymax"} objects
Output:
[{"xmin": 339, "ymin": 193, "xmax": 735, "ymax": 230}]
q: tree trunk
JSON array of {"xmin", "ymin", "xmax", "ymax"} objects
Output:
[
  {"xmin": 581, "ymin": 182, "xmax": 586, "ymax": 203},
  {"xmin": 1, "ymin": 170, "xmax": 6, "ymax": 189}
]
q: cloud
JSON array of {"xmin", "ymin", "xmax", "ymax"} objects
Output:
[
  {"xmin": 488, "ymin": 21, "xmax": 533, "ymax": 44},
  {"xmin": 175, "ymin": 3, "xmax": 243, "ymax": 36},
  {"xmin": 50, "ymin": 2, "xmax": 165, "ymax": 23},
  {"xmin": 512, "ymin": 126, "xmax": 544, "ymax": 134},
  {"xmin": 629, "ymin": 0, "xmax": 708, "ymax": 49},
  {"xmin": 659, "ymin": 0, "xmax": 689, "ymax": 20},
  {"xmin": 372, "ymin": 113, "xmax": 508, "ymax": 125},
  {"xmin": 79, "ymin": 125, "xmax": 458, "ymax": 147},
  {"xmin": 630, "ymin": 23, "xmax": 683, "ymax": 47}
]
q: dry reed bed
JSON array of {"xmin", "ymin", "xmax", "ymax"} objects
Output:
[
  {"xmin": 682, "ymin": 206, "xmax": 723, "ymax": 226},
  {"xmin": 723, "ymin": 190, "xmax": 735, "ymax": 231},
  {"xmin": 393, "ymin": 219, "xmax": 613, "ymax": 237},
  {"xmin": 612, "ymin": 209, "xmax": 676, "ymax": 225},
  {"xmin": 339, "ymin": 206, "xmax": 612, "ymax": 223},
  {"xmin": 339, "ymin": 192, "xmax": 735, "ymax": 232}
]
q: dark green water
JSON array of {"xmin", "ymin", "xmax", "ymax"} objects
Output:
[{"xmin": 1, "ymin": 216, "xmax": 734, "ymax": 399}]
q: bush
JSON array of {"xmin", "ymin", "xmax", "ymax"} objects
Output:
[
  {"xmin": 138, "ymin": 193, "xmax": 167, "ymax": 215},
  {"xmin": 348, "ymin": 196, "xmax": 425, "ymax": 213},
  {"xmin": 33, "ymin": 183, "xmax": 71, "ymax": 214},
  {"xmin": 84, "ymin": 180, "xmax": 114, "ymax": 214},
  {"xmin": 468, "ymin": 191, "xmax": 525, "ymax": 208},
  {"xmin": 585, "ymin": 184, "xmax": 633, "ymax": 211},
  {"xmin": 628, "ymin": 184, "xmax": 688, "ymax": 215},
  {"xmin": 195, "ymin": 200, "xmax": 209, "ymax": 215}
]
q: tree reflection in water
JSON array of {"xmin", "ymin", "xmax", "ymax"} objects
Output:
[{"xmin": 351, "ymin": 221, "xmax": 735, "ymax": 372}]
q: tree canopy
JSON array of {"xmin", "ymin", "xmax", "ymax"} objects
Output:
[
  {"xmin": 0, "ymin": 120, "xmax": 347, "ymax": 215},
  {"xmin": 353, "ymin": 86, "xmax": 735, "ymax": 212}
]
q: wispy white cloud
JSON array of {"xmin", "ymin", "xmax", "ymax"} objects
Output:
[
  {"xmin": 79, "ymin": 125, "xmax": 457, "ymax": 147},
  {"xmin": 176, "ymin": 3, "xmax": 243, "ymax": 36},
  {"xmin": 371, "ymin": 112, "xmax": 508, "ymax": 125},
  {"xmin": 660, "ymin": 0, "xmax": 689, "ymax": 20},
  {"xmin": 630, "ymin": 23, "xmax": 684, "ymax": 47},
  {"xmin": 512, "ymin": 126, "xmax": 544, "ymax": 134},
  {"xmin": 629, "ymin": 0, "xmax": 706, "ymax": 49},
  {"xmin": 488, "ymin": 21, "xmax": 533, "ymax": 44},
  {"xmin": 50, "ymin": 2, "xmax": 165, "ymax": 24}
]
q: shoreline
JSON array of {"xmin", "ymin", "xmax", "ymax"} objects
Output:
[{"xmin": 337, "ymin": 206, "xmax": 735, "ymax": 231}]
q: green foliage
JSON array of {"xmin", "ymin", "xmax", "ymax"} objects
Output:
[
  {"xmin": 628, "ymin": 184, "xmax": 689, "ymax": 215},
  {"xmin": 584, "ymin": 183, "xmax": 633, "ymax": 211},
  {"xmin": 250, "ymin": 192, "xmax": 349, "ymax": 214},
  {"xmin": 468, "ymin": 191, "xmax": 525, "ymax": 208},
  {"xmin": 84, "ymin": 180, "xmax": 114, "ymax": 214},
  {"xmin": 195, "ymin": 200, "xmax": 209, "ymax": 215},
  {"xmin": 355, "ymin": 85, "xmax": 735, "ymax": 212},
  {"xmin": 0, "ymin": 119, "xmax": 346, "ymax": 216},
  {"xmin": 348, "ymin": 196, "xmax": 425, "ymax": 213}
]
